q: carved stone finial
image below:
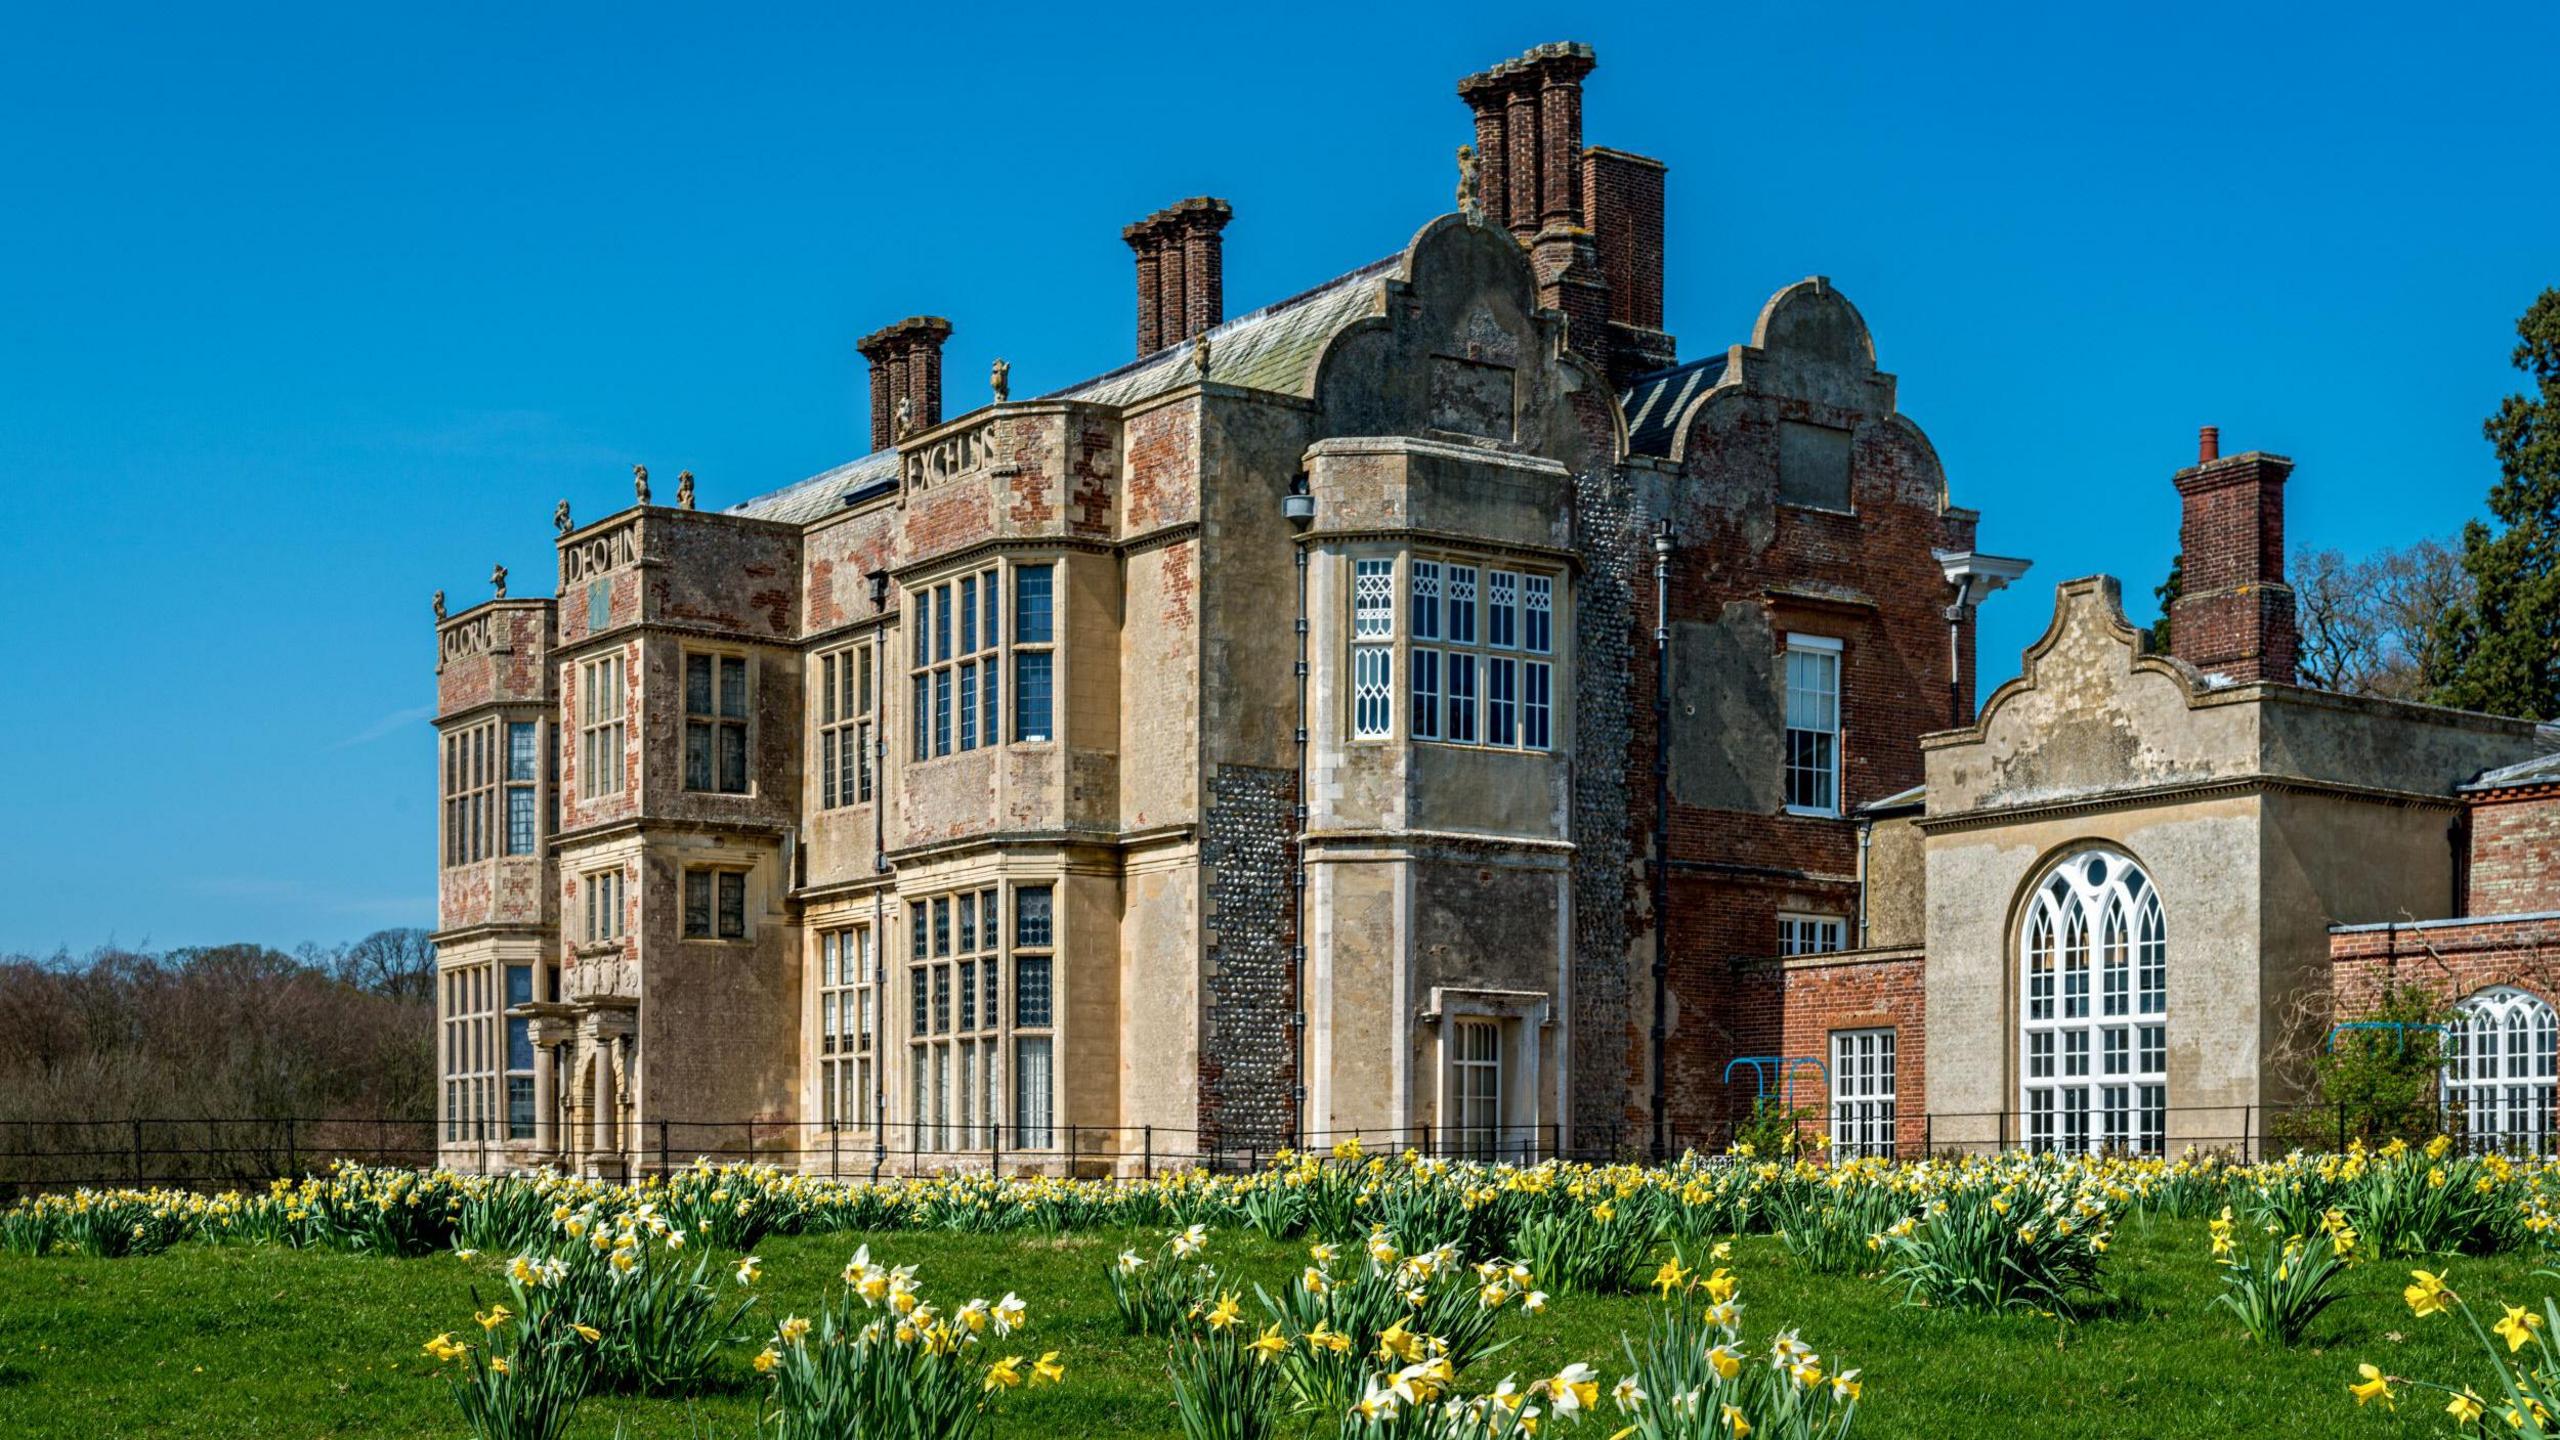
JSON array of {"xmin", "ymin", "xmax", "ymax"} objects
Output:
[
  {"xmin": 990, "ymin": 357, "xmax": 1010, "ymax": 404},
  {"xmin": 894, "ymin": 395, "xmax": 914, "ymax": 440},
  {"xmin": 432, "ymin": 589, "xmax": 447, "ymax": 621},
  {"xmin": 633, "ymin": 464, "xmax": 651, "ymax": 505},
  {"xmin": 490, "ymin": 564, "xmax": 508, "ymax": 599},
  {"xmin": 676, "ymin": 470, "xmax": 695, "ymax": 510},
  {"xmin": 1192, "ymin": 331, "xmax": 1213, "ymax": 378},
  {"xmin": 1457, "ymin": 144, "xmax": 1483, "ymax": 225},
  {"xmin": 554, "ymin": 499, "xmax": 573, "ymax": 535}
]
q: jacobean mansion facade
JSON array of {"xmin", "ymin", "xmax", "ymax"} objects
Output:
[{"xmin": 431, "ymin": 44, "xmax": 2560, "ymax": 1176}]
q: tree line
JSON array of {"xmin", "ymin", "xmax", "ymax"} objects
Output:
[
  {"xmin": 0, "ymin": 929, "xmax": 434, "ymax": 1125},
  {"xmin": 2153, "ymin": 288, "xmax": 2560, "ymax": 722}
]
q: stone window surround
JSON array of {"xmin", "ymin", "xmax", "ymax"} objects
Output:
[
  {"xmin": 1419, "ymin": 986, "xmax": 1552, "ymax": 1160},
  {"xmin": 1340, "ymin": 548, "xmax": 1566, "ymax": 752},
  {"xmin": 901, "ymin": 556, "xmax": 1059, "ymax": 763},
  {"xmin": 680, "ymin": 646, "xmax": 755, "ymax": 796},
  {"xmin": 681, "ymin": 864, "xmax": 753, "ymax": 942},
  {"xmin": 580, "ymin": 865, "xmax": 627, "ymax": 945}
]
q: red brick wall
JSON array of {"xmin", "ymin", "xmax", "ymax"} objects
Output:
[
  {"xmin": 1632, "ymin": 377, "xmax": 1972, "ymax": 1143},
  {"xmin": 2331, "ymin": 915, "xmax": 2560, "ymax": 1020},
  {"xmin": 2467, "ymin": 787, "xmax": 2560, "ymax": 917}
]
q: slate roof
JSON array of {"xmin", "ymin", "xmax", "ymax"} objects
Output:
[
  {"xmin": 726, "ymin": 256, "xmax": 1398, "ymax": 526},
  {"xmin": 724, "ymin": 448, "xmax": 902, "ymax": 527},
  {"xmin": 2466, "ymin": 745, "xmax": 2560, "ymax": 793},
  {"xmin": 1617, "ymin": 353, "xmax": 1729, "ymax": 459}
]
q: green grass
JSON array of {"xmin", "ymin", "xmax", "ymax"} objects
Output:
[{"xmin": 0, "ymin": 1217, "xmax": 2538, "ymax": 1437}]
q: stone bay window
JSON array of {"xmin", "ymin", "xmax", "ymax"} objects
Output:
[
  {"xmin": 1350, "ymin": 552, "xmax": 1563, "ymax": 748},
  {"xmin": 906, "ymin": 559, "xmax": 1055, "ymax": 762},
  {"xmin": 895, "ymin": 880, "xmax": 1057, "ymax": 1154}
]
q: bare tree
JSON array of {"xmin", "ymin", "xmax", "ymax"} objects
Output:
[
  {"xmin": 2293, "ymin": 539, "xmax": 2471, "ymax": 700},
  {"xmin": 333, "ymin": 927, "xmax": 436, "ymax": 1005}
]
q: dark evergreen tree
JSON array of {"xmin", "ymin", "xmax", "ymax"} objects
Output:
[{"xmin": 2433, "ymin": 289, "xmax": 2560, "ymax": 720}]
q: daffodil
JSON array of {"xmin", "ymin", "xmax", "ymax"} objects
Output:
[
  {"xmin": 2447, "ymin": 1388, "xmax": 2486, "ymax": 1424},
  {"xmin": 2404, "ymin": 1270, "xmax": 2456, "ymax": 1318},
  {"xmin": 984, "ymin": 1355, "xmax": 1025, "ymax": 1390},
  {"xmin": 2348, "ymin": 1362, "xmax": 2395, "ymax": 1410},
  {"xmin": 736, "ymin": 1255, "xmax": 763, "ymax": 1286},
  {"xmin": 1032, "ymin": 1350, "xmax": 1066, "ymax": 1385},
  {"xmin": 752, "ymin": 1346, "xmax": 780, "ymax": 1374},
  {"xmin": 2495, "ymin": 1303, "xmax": 2544, "ymax": 1352}
]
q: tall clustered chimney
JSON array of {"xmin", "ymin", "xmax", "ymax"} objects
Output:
[
  {"xmin": 1458, "ymin": 43, "xmax": 1670, "ymax": 386},
  {"xmin": 1124, "ymin": 197, "xmax": 1232, "ymax": 357},
  {"xmin": 2168, "ymin": 429, "xmax": 2298, "ymax": 685},
  {"xmin": 855, "ymin": 316, "xmax": 954, "ymax": 453}
]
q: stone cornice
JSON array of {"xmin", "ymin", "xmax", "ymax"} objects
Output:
[{"xmin": 1916, "ymin": 774, "xmax": 2462, "ymax": 835}]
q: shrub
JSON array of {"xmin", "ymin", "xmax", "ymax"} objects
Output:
[
  {"xmin": 1166, "ymin": 1292, "xmax": 1287, "ymax": 1440},
  {"xmin": 1256, "ymin": 1231, "xmax": 1537, "ymax": 1420},
  {"xmin": 1511, "ymin": 1194, "xmax": 1656, "ymax": 1296}
]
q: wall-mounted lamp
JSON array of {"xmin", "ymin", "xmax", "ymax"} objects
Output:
[
  {"xmin": 1283, "ymin": 472, "xmax": 1315, "ymax": 526},
  {"xmin": 866, "ymin": 569, "xmax": 892, "ymax": 611}
]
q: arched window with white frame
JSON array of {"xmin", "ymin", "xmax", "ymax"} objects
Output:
[
  {"xmin": 2445, "ymin": 987, "xmax": 2558, "ymax": 1155},
  {"xmin": 2020, "ymin": 848, "xmax": 2166, "ymax": 1155}
]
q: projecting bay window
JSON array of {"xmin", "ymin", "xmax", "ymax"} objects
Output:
[
  {"xmin": 684, "ymin": 653, "xmax": 750, "ymax": 793},
  {"xmin": 583, "ymin": 868, "xmax": 626, "ymax": 943},
  {"xmin": 819, "ymin": 645, "xmax": 874, "ymax": 809},
  {"xmin": 443, "ymin": 723, "xmax": 495, "ymax": 867},
  {"xmin": 818, "ymin": 926, "xmax": 874, "ymax": 1133},
  {"xmin": 1783, "ymin": 636, "xmax": 1842, "ymax": 816},
  {"xmin": 906, "ymin": 887, "xmax": 1002, "ymax": 1151},
  {"xmin": 908, "ymin": 562, "xmax": 1053, "ymax": 760},
  {"xmin": 442, "ymin": 964, "xmax": 497, "ymax": 1143},
  {"xmin": 578, "ymin": 653, "xmax": 627, "ymax": 800},
  {"xmin": 504, "ymin": 965, "xmax": 535, "ymax": 1140},
  {"xmin": 1013, "ymin": 564, "xmax": 1053, "ymax": 743},
  {"xmin": 1352, "ymin": 558, "xmax": 1395, "ymax": 738},
  {"xmin": 1013, "ymin": 884, "xmax": 1056, "ymax": 1149},
  {"xmin": 1403, "ymin": 558, "xmax": 1556, "ymax": 750},
  {"xmin": 504, "ymin": 722, "xmax": 539, "ymax": 855},
  {"xmin": 683, "ymin": 869, "xmax": 748, "ymax": 940}
]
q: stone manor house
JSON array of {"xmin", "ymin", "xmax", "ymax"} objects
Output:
[{"xmin": 431, "ymin": 43, "xmax": 2560, "ymax": 1174}]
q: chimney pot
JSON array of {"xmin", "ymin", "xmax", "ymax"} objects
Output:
[
  {"xmin": 2199, "ymin": 425, "xmax": 2220, "ymax": 463},
  {"xmin": 1125, "ymin": 197, "xmax": 1231, "ymax": 357},
  {"xmin": 855, "ymin": 316, "xmax": 954, "ymax": 453}
]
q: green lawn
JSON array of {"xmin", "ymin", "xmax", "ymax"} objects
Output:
[{"xmin": 0, "ymin": 1218, "xmax": 2535, "ymax": 1438}]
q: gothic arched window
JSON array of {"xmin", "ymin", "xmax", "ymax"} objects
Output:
[
  {"xmin": 2021, "ymin": 849, "xmax": 2165, "ymax": 1155},
  {"xmin": 2446, "ymin": 987, "xmax": 2558, "ymax": 1154}
]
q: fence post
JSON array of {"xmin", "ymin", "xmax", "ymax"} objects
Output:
[
  {"xmin": 131, "ymin": 1119, "xmax": 143, "ymax": 1186},
  {"xmin": 2338, "ymin": 1100, "xmax": 2348, "ymax": 1152},
  {"xmin": 831, "ymin": 1127, "xmax": 840, "ymax": 1180},
  {"xmin": 1142, "ymin": 1125, "xmax": 1153, "ymax": 1180},
  {"xmin": 991, "ymin": 1125, "xmax": 1002, "ymax": 1180},
  {"xmin": 2242, "ymin": 1106, "xmax": 2253, "ymax": 1163},
  {"xmin": 910, "ymin": 1120, "xmax": 920, "ymax": 1177},
  {"xmin": 1067, "ymin": 1124, "xmax": 1078, "ymax": 1177},
  {"xmin": 1923, "ymin": 1111, "xmax": 1933, "ymax": 1160},
  {"xmin": 658, "ymin": 1119, "xmax": 670, "ymax": 1178}
]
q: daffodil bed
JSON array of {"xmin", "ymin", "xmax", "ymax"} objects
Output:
[{"xmin": 1, "ymin": 1140, "xmax": 2555, "ymax": 1438}]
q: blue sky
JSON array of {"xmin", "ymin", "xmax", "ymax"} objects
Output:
[{"xmin": 2, "ymin": 3, "xmax": 2552, "ymax": 955}]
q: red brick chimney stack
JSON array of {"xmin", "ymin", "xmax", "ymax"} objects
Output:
[
  {"xmin": 855, "ymin": 316, "xmax": 954, "ymax": 453},
  {"xmin": 2168, "ymin": 430, "xmax": 2299, "ymax": 685},
  {"xmin": 1124, "ymin": 197, "xmax": 1232, "ymax": 357},
  {"xmin": 1458, "ymin": 43, "xmax": 1660, "ymax": 384}
]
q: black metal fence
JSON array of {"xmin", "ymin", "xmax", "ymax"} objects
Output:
[{"xmin": 0, "ymin": 1101, "xmax": 2533, "ymax": 1196}]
